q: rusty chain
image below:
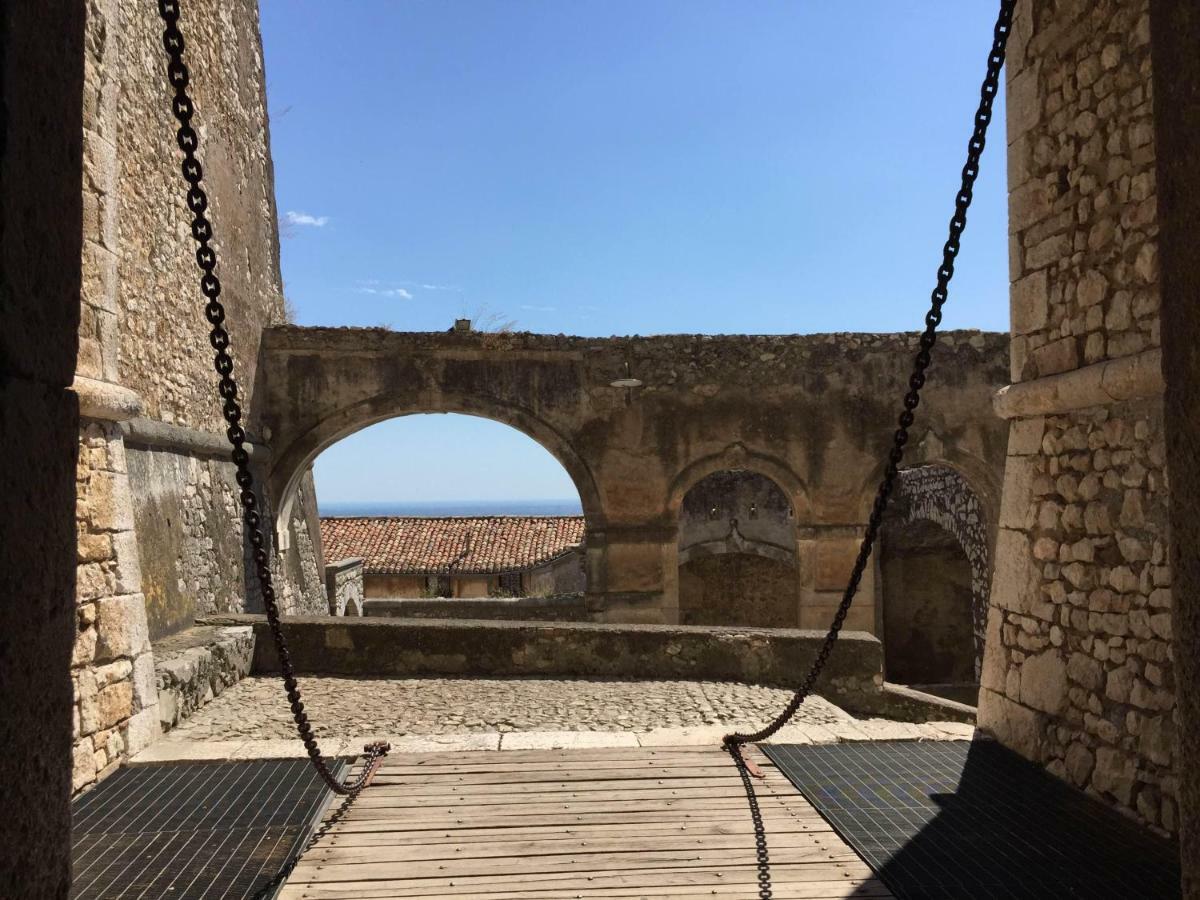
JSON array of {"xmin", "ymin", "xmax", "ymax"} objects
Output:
[
  {"xmin": 724, "ymin": 0, "xmax": 1017, "ymax": 747},
  {"xmin": 153, "ymin": 0, "xmax": 388, "ymax": 796}
]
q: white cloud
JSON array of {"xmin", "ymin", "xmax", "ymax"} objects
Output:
[
  {"xmin": 357, "ymin": 284, "xmax": 413, "ymax": 300},
  {"xmin": 285, "ymin": 210, "xmax": 330, "ymax": 227},
  {"xmin": 419, "ymin": 282, "xmax": 461, "ymax": 292}
]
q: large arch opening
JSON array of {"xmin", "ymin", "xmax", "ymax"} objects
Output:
[
  {"xmin": 311, "ymin": 413, "xmax": 588, "ymax": 609},
  {"xmin": 676, "ymin": 469, "xmax": 800, "ymax": 627},
  {"xmin": 877, "ymin": 464, "xmax": 991, "ymax": 704}
]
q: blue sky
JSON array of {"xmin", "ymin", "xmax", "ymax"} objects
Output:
[{"xmin": 259, "ymin": 1, "xmax": 1010, "ymax": 506}]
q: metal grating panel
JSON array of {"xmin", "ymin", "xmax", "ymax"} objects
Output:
[
  {"xmin": 71, "ymin": 758, "xmax": 342, "ymax": 900},
  {"xmin": 763, "ymin": 739, "xmax": 1180, "ymax": 899}
]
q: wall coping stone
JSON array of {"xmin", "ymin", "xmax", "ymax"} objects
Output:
[
  {"xmin": 993, "ymin": 349, "xmax": 1164, "ymax": 419},
  {"xmin": 364, "ymin": 593, "xmax": 590, "ymax": 622},
  {"xmin": 325, "ymin": 557, "xmax": 364, "ymax": 574}
]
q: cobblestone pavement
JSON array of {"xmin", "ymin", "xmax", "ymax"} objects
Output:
[{"xmin": 163, "ymin": 676, "xmax": 856, "ymax": 741}]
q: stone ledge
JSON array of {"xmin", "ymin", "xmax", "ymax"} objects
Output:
[
  {"xmin": 153, "ymin": 625, "xmax": 254, "ymax": 732},
  {"xmin": 121, "ymin": 416, "xmax": 269, "ymax": 461},
  {"xmin": 993, "ymin": 349, "xmax": 1164, "ymax": 419},
  {"xmin": 130, "ymin": 722, "xmax": 981, "ymax": 765},
  {"xmin": 880, "ymin": 682, "xmax": 977, "ymax": 724},
  {"xmin": 70, "ymin": 375, "xmax": 143, "ymax": 423},
  {"xmin": 198, "ymin": 613, "xmax": 885, "ymax": 714}
]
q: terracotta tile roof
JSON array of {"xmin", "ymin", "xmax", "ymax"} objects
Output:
[{"xmin": 320, "ymin": 516, "xmax": 586, "ymax": 575}]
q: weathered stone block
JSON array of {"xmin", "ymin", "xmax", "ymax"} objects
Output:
[
  {"xmin": 83, "ymin": 470, "xmax": 135, "ymax": 532},
  {"xmin": 1067, "ymin": 652, "xmax": 1104, "ymax": 692},
  {"xmin": 1030, "ymin": 336, "xmax": 1080, "ymax": 378},
  {"xmin": 1008, "ymin": 417, "xmax": 1046, "ymax": 456},
  {"xmin": 95, "ymin": 593, "xmax": 151, "ymax": 661},
  {"xmin": 1065, "ymin": 742, "xmax": 1096, "ymax": 787},
  {"xmin": 131, "ymin": 651, "xmax": 156, "ymax": 710},
  {"xmin": 123, "ymin": 707, "xmax": 160, "ymax": 757},
  {"xmin": 1019, "ymin": 650, "xmax": 1067, "ymax": 715},
  {"xmin": 977, "ymin": 687, "xmax": 1044, "ymax": 759},
  {"xmin": 1092, "ymin": 747, "xmax": 1136, "ymax": 805},
  {"xmin": 992, "ymin": 529, "xmax": 1038, "ymax": 615},
  {"xmin": 999, "ymin": 458, "xmax": 1038, "ymax": 530},
  {"xmin": 72, "ymin": 741, "xmax": 97, "ymax": 793},
  {"xmin": 96, "ymin": 682, "xmax": 132, "ymax": 731}
]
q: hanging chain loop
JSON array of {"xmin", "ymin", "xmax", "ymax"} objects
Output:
[
  {"xmin": 154, "ymin": 0, "xmax": 388, "ymax": 795},
  {"xmin": 725, "ymin": 0, "xmax": 1017, "ymax": 747}
]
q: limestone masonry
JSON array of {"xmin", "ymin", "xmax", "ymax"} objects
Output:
[{"xmin": 979, "ymin": 0, "xmax": 1174, "ymax": 834}]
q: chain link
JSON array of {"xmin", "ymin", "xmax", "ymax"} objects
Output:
[
  {"xmin": 154, "ymin": 0, "xmax": 388, "ymax": 796},
  {"xmin": 725, "ymin": 0, "xmax": 1017, "ymax": 748},
  {"xmin": 728, "ymin": 745, "xmax": 773, "ymax": 899}
]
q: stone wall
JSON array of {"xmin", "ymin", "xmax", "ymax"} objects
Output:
[
  {"xmin": 528, "ymin": 549, "xmax": 587, "ymax": 596},
  {"xmin": 678, "ymin": 555, "xmax": 801, "ymax": 628},
  {"xmin": 126, "ymin": 442, "xmax": 325, "ymax": 637},
  {"xmin": 979, "ymin": 0, "xmax": 1175, "ymax": 834},
  {"xmin": 115, "ymin": 0, "xmax": 283, "ymax": 433},
  {"xmin": 71, "ymin": 421, "xmax": 159, "ymax": 790},
  {"xmin": 207, "ymin": 613, "xmax": 887, "ymax": 716},
  {"xmin": 66, "ymin": 0, "xmax": 326, "ymax": 795}
]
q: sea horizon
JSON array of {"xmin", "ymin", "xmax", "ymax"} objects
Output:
[{"xmin": 318, "ymin": 499, "xmax": 584, "ymax": 518}]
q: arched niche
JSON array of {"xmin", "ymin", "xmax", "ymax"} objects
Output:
[{"xmin": 675, "ymin": 467, "xmax": 801, "ymax": 628}]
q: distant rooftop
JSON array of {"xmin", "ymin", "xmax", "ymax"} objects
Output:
[{"xmin": 320, "ymin": 516, "xmax": 585, "ymax": 575}]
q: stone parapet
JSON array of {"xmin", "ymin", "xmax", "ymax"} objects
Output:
[
  {"xmin": 200, "ymin": 613, "xmax": 890, "ymax": 717},
  {"xmin": 153, "ymin": 625, "xmax": 254, "ymax": 731}
]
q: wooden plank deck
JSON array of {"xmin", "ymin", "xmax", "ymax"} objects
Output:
[{"xmin": 279, "ymin": 744, "xmax": 892, "ymax": 900}]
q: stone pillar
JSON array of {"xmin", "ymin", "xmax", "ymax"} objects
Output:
[
  {"xmin": 798, "ymin": 528, "xmax": 877, "ymax": 635},
  {"xmin": 1148, "ymin": 0, "xmax": 1200, "ymax": 892},
  {"xmin": 68, "ymin": 0, "xmax": 160, "ymax": 794},
  {"xmin": 980, "ymin": 0, "xmax": 1176, "ymax": 833},
  {"xmin": 586, "ymin": 525, "xmax": 679, "ymax": 624},
  {"xmin": 0, "ymin": 2, "xmax": 86, "ymax": 892}
]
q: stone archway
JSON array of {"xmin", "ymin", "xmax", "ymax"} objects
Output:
[
  {"xmin": 884, "ymin": 464, "xmax": 992, "ymax": 682},
  {"xmin": 268, "ymin": 395, "xmax": 604, "ymax": 549}
]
